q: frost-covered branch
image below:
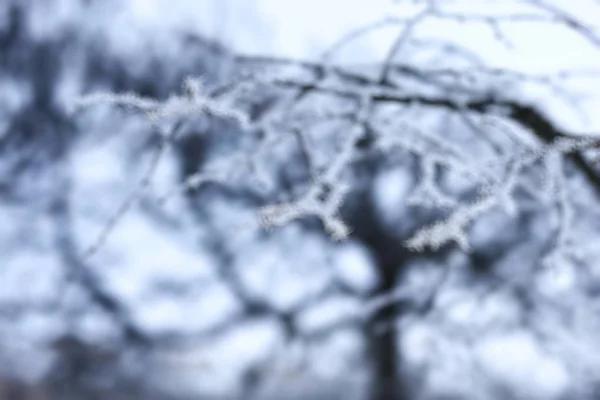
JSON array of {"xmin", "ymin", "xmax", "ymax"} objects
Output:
[
  {"xmin": 75, "ymin": 0, "xmax": 600, "ymax": 257},
  {"xmin": 406, "ymin": 137, "xmax": 595, "ymax": 250},
  {"xmin": 75, "ymin": 76, "xmax": 249, "ymax": 126}
]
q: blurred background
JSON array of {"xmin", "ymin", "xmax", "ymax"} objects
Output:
[{"xmin": 2, "ymin": 0, "xmax": 600, "ymax": 399}]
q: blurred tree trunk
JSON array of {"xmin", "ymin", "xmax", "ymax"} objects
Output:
[
  {"xmin": 362, "ymin": 231, "xmax": 412, "ymax": 400},
  {"xmin": 367, "ymin": 262, "xmax": 408, "ymax": 400},
  {"xmin": 344, "ymin": 164, "xmax": 413, "ymax": 400}
]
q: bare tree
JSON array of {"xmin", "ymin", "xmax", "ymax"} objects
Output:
[
  {"xmin": 76, "ymin": 0, "xmax": 600, "ymax": 397},
  {"xmin": 4, "ymin": 0, "xmax": 600, "ymax": 398}
]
